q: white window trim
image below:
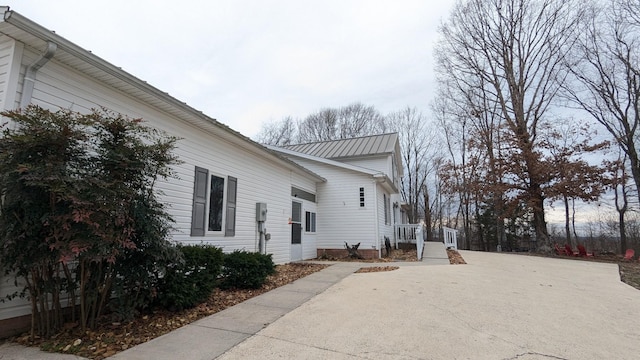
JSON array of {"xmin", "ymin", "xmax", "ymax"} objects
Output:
[{"xmin": 206, "ymin": 172, "xmax": 227, "ymax": 234}]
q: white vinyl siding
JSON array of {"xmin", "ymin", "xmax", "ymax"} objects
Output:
[
  {"xmin": 376, "ymin": 184, "xmax": 394, "ymax": 245},
  {"xmin": 9, "ymin": 46, "xmax": 320, "ymax": 265},
  {"xmin": 341, "ymin": 156, "xmax": 391, "ymax": 177},
  {"xmin": 0, "ymin": 32, "xmax": 323, "ymax": 325},
  {"xmin": 0, "ymin": 38, "xmax": 22, "ymax": 114},
  {"xmin": 286, "ymin": 157, "xmax": 378, "ymax": 250}
]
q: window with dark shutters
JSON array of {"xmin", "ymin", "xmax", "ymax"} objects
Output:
[{"xmin": 190, "ymin": 166, "xmax": 209, "ymax": 236}]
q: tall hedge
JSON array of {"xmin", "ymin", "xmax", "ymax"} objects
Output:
[{"xmin": 0, "ymin": 106, "xmax": 180, "ymax": 337}]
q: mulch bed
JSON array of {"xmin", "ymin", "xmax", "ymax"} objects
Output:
[
  {"xmin": 447, "ymin": 249, "xmax": 467, "ymax": 264},
  {"xmin": 13, "ymin": 262, "xmax": 328, "ymax": 359}
]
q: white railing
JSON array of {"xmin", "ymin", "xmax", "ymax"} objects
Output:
[
  {"xmin": 443, "ymin": 227, "xmax": 458, "ymax": 250},
  {"xmin": 416, "ymin": 226, "xmax": 424, "ymax": 260},
  {"xmin": 394, "ymin": 224, "xmax": 425, "ymax": 260}
]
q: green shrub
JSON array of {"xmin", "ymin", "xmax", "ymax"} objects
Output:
[
  {"xmin": 221, "ymin": 250, "xmax": 276, "ymax": 289},
  {"xmin": 157, "ymin": 244, "xmax": 224, "ymax": 311}
]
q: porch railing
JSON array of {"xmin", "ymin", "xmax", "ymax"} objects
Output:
[
  {"xmin": 443, "ymin": 227, "xmax": 458, "ymax": 250},
  {"xmin": 394, "ymin": 224, "xmax": 425, "ymax": 260}
]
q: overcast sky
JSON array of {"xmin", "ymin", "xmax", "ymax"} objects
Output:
[{"xmin": 11, "ymin": 1, "xmax": 455, "ymax": 139}]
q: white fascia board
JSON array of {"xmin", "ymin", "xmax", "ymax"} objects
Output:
[
  {"xmin": 267, "ymin": 144, "xmax": 398, "ymax": 193},
  {"xmin": 266, "ymin": 144, "xmax": 381, "ymax": 176}
]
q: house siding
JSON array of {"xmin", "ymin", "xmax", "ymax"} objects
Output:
[
  {"xmin": 340, "ymin": 156, "xmax": 390, "ymax": 176},
  {"xmin": 0, "ymin": 274, "xmax": 30, "ymax": 326},
  {"xmin": 287, "ymin": 157, "xmax": 378, "ymax": 251},
  {"xmin": 0, "ymin": 38, "xmax": 319, "ymax": 325},
  {"xmin": 377, "ymin": 185, "xmax": 395, "ymax": 249},
  {"xmin": 0, "ymin": 38, "xmax": 22, "ymax": 115},
  {"xmin": 10, "ymin": 47, "xmax": 320, "ymax": 265}
]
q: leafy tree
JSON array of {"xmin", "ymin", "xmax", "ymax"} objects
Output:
[
  {"xmin": 0, "ymin": 106, "xmax": 90, "ymax": 338},
  {"xmin": 0, "ymin": 106, "xmax": 180, "ymax": 337}
]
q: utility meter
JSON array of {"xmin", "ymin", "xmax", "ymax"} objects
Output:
[{"xmin": 256, "ymin": 202, "xmax": 267, "ymax": 222}]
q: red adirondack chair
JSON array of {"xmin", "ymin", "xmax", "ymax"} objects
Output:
[
  {"xmin": 565, "ymin": 244, "xmax": 579, "ymax": 256},
  {"xmin": 623, "ymin": 248, "xmax": 635, "ymax": 261},
  {"xmin": 577, "ymin": 244, "xmax": 594, "ymax": 257}
]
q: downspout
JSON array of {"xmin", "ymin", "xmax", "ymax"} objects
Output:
[
  {"xmin": 19, "ymin": 41, "xmax": 57, "ymax": 109},
  {"xmin": 372, "ymin": 178, "xmax": 380, "ymax": 258}
]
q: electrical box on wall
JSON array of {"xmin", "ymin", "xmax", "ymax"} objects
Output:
[{"xmin": 256, "ymin": 202, "xmax": 267, "ymax": 222}]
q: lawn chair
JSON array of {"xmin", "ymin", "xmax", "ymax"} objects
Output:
[
  {"xmin": 565, "ymin": 244, "xmax": 579, "ymax": 256},
  {"xmin": 554, "ymin": 243, "xmax": 568, "ymax": 255},
  {"xmin": 577, "ymin": 244, "xmax": 594, "ymax": 257},
  {"xmin": 623, "ymin": 248, "xmax": 635, "ymax": 261}
]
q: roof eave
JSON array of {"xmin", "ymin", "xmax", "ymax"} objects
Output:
[{"xmin": 1, "ymin": 8, "xmax": 325, "ymax": 183}]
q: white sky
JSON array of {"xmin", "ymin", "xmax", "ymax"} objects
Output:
[{"xmin": 9, "ymin": 1, "xmax": 456, "ymax": 139}]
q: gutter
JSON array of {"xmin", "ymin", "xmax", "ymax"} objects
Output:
[
  {"xmin": 0, "ymin": 7, "xmax": 325, "ymax": 183},
  {"xmin": 19, "ymin": 40, "xmax": 57, "ymax": 108}
]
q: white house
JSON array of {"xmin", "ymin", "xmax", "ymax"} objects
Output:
[
  {"xmin": 267, "ymin": 133, "xmax": 405, "ymax": 259},
  {"xmin": 0, "ymin": 7, "xmax": 407, "ymax": 337},
  {"xmin": 0, "ymin": 6, "xmax": 329, "ymax": 336}
]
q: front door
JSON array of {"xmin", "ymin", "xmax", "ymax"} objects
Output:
[{"xmin": 291, "ymin": 201, "xmax": 302, "ymax": 261}]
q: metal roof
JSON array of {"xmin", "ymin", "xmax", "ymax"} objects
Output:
[{"xmin": 284, "ymin": 133, "xmax": 399, "ymax": 159}]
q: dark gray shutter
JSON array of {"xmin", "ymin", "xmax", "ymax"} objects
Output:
[
  {"xmin": 191, "ymin": 166, "xmax": 208, "ymax": 236},
  {"xmin": 225, "ymin": 176, "xmax": 237, "ymax": 237}
]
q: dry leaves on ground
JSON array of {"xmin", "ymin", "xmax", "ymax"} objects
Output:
[
  {"xmin": 317, "ymin": 248, "xmax": 420, "ymax": 262},
  {"xmin": 619, "ymin": 262, "xmax": 640, "ymax": 290},
  {"xmin": 15, "ymin": 262, "xmax": 328, "ymax": 360},
  {"xmin": 447, "ymin": 249, "xmax": 467, "ymax": 264},
  {"xmin": 355, "ymin": 266, "xmax": 400, "ymax": 273}
]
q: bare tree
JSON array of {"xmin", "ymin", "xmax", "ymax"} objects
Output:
[
  {"xmin": 295, "ymin": 102, "xmax": 386, "ymax": 143},
  {"xmin": 255, "ymin": 116, "xmax": 298, "ymax": 146},
  {"xmin": 436, "ymin": 0, "xmax": 582, "ymax": 249},
  {"xmin": 566, "ymin": 0, "xmax": 640, "ymax": 206},
  {"xmin": 386, "ymin": 107, "xmax": 438, "ymax": 227},
  {"xmin": 297, "ymin": 108, "xmax": 338, "ymax": 143}
]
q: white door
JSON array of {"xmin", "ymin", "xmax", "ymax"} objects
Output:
[{"xmin": 291, "ymin": 201, "xmax": 303, "ymax": 261}]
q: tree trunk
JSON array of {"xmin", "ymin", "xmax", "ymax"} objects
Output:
[
  {"xmin": 530, "ymin": 186, "xmax": 550, "ymax": 249},
  {"xmin": 619, "ymin": 209, "xmax": 627, "ymax": 255},
  {"xmin": 425, "ymin": 188, "xmax": 433, "ymax": 241}
]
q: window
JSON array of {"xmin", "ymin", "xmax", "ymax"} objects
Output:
[
  {"xmin": 359, "ymin": 187, "xmax": 365, "ymax": 207},
  {"xmin": 384, "ymin": 194, "xmax": 390, "ymax": 225},
  {"xmin": 291, "ymin": 187, "xmax": 316, "ymax": 202},
  {"xmin": 291, "ymin": 201, "xmax": 302, "ymax": 244},
  {"xmin": 190, "ymin": 166, "xmax": 237, "ymax": 236},
  {"xmin": 305, "ymin": 211, "xmax": 316, "ymax": 233},
  {"xmin": 208, "ymin": 175, "xmax": 224, "ymax": 231}
]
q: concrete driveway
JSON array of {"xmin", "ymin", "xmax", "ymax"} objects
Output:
[{"xmin": 218, "ymin": 251, "xmax": 640, "ymax": 360}]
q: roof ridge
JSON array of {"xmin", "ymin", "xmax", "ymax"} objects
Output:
[{"xmin": 285, "ymin": 132, "xmax": 397, "ymax": 147}]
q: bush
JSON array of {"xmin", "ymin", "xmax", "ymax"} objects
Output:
[
  {"xmin": 221, "ymin": 250, "xmax": 276, "ymax": 289},
  {"xmin": 157, "ymin": 244, "xmax": 224, "ymax": 311}
]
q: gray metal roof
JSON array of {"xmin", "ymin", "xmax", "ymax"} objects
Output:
[{"xmin": 284, "ymin": 133, "xmax": 399, "ymax": 159}]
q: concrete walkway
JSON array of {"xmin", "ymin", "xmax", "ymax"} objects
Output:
[
  {"xmin": 0, "ymin": 243, "xmax": 449, "ymax": 360},
  {"xmin": 5, "ymin": 247, "xmax": 640, "ymax": 359},
  {"xmin": 218, "ymin": 251, "xmax": 640, "ymax": 360},
  {"xmin": 421, "ymin": 241, "xmax": 450, "ymax": 265}
]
